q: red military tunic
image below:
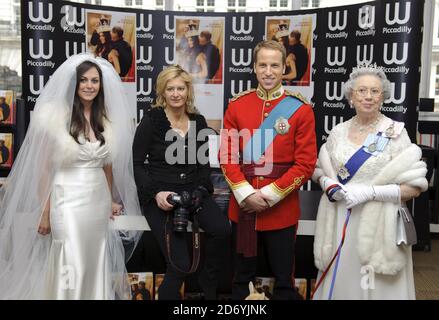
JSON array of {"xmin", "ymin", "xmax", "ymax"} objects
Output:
[{"xmin": 220, "ymin": 84, "xmax": 317, "ymax": 231}]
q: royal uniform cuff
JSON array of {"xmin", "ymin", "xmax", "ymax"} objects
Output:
[
  {"xmin": 260, "ymin": 183, "xmax": 282, "ymax": 207},
  {"xmin": 233, "ymin": 182, "xmax": 256, "ymax": 206}
]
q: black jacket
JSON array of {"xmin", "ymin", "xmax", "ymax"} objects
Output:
[
  {"xmin": 112, "ymin": 38, "xmax": 132, "ymax": 77},
  {"xmin": 289, "ymin": 43, "xmax": 308, "ymax": 81},
  {"xmin": 133, "ymin": 107, "xmax": 213, "ymax": 206}
]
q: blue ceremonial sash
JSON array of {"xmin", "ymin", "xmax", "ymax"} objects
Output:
[
  {"xmin": 242, "ymin": 96, "xmax": 303, "ymax": 163},
  {"xmin": 337, "ymin": 132, "xmax": 390, "ymax": 184}
]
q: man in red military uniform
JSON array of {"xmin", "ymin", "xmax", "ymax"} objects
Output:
[{"xmin": 220, "ymin": 40, "xmax": 317, "ymax": 299}]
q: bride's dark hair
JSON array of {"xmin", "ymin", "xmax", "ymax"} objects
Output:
[{"xmin": 70, "ymin": 60, "xmax": 108, "ymax": 145}]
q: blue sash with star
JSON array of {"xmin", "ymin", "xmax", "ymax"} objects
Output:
[
  {"xmin": 242, "ymin": 96, "xmax": 303, "ymax": 163},
  {"xmin": 337, "ymin": 132, "xmax": 390, "ymax": 184}
]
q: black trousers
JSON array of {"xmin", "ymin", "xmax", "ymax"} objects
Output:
[
  {"xmin": 231, "ymin": 222, "xmax": 299, "ymax": 300},
  {"xmin": 144, "ymin": 196, "xmax": 231, "ymax": 300}
]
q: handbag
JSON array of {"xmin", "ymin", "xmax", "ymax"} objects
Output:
[{"xmin": 396, "ymin": 204, "xmax": 417, "ymax": 246}]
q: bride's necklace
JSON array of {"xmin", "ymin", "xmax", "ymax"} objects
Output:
[{"xmin": 352, "ymin": 113, "xmax": 382, "ymax": 134}]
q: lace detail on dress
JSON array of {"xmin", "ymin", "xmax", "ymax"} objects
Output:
[{"xmin": 327, "ymin": 116, "xmax": 412, "ymax": 185}]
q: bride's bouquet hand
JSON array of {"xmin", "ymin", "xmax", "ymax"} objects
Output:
[
  {"xmin": 110, "ymin": 202, "xmax": 123, "ymax": 220},
  {"xmin": 38, "ymin": 210, "xmax": 51, "ymax": 235}
]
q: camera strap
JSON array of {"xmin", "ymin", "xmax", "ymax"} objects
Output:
[{"xmin": 165, "ymin": 213, "xmax": 201, "ymax": 274}]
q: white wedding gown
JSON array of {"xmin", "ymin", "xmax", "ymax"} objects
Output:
[{"xmin": 44, "ymin": 140, "xmax": 112, "ymax": 299}]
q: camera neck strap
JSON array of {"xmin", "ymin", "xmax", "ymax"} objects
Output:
[{"xmin": 165, "ymin": 213, "xmax": 201, "ymax": 274}]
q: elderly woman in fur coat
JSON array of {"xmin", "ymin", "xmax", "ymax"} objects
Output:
[{"xmin": 312, "ymin": 64, "xmax": 428, "ymax": 300}]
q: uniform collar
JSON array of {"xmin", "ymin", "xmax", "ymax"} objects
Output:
[{"xmin": 256, "ymin": 83, "xmax": 284, "ymax": 101}]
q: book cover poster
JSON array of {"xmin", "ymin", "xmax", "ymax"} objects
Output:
[
  {"xmin": 154, "ymin": 273, "xmax": 185, "ymax": 300},
  {"xmin": 265, "ymin": 14, "xmax": 316, "ymax": 101},
  {"xmin": 310, "ymin": 278, "xmax": 316, "ymax": 300},
  {"xmin": 86, "ymin": 10, "xmax": 136, "ymax": 83},
  {"xmin": 0, "ymin": 133, "xmax": 13, "ymax": 168},
  {"xmin": 128, "ymin": 272, "xmax": 153, "ymax": 300},
  {"xmin": 0, "ymin": 90, "xmax": 15, "ymax": 125},
  {"xmin": 254, "ymin": 276, "xmax": 275, "ymax": 299},
  {"xmin": 175, "ymin": 16, "xmax": 225, "ymax": 132},
  {"xmin": 295, "ymin": 278, "xmax": 307, "ymax": 300}
]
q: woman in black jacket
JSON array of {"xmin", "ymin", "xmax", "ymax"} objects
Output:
[{"xmin": 133, "ymin": 65, "xmax": 231, "ymax": 300}]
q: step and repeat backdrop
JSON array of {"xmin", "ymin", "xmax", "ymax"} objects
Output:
[{"xmin": 22, "ymin": 0, "xmax": 423, "ymax": 187}]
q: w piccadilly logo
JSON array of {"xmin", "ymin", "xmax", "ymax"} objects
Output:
[
  {"xmin": 325, "ymin": 82, "xmax": 344, "ymax": 101},
  {"xmin": 383, "ymin": 42, "xmax": 408, "ymax": 65},
  {"xmin": 60, "ymin": 5, "xmax": 84, "ymax": 28},
  {"xmin": 137, "ymin": 78, "xmax": 153, "ymax": 96},
  {"xmin": 358, "ymin": 5, "xmax": 375, "ymax": 30},
  {"xmin": 137, "ymin": 14, "xmax": 152, "ymax": 32},
  {"xmin": 328, "ymin": 10, "xmax": 347, "ymax": 31},
  {"xmin": 230, "ymin": 79, "xmax": 252, "ymax": 96},
  {"xmin": 232, "ymin": 16, "xmax": 253, "ymax": 34},
  {"xmin": 385, "ymin": 2, "xmax": 411, "ymax": 25},
  {"xmin": 356, "ymin": 44, "xmax": 374, "ymax": 65},
  {"xmin": 28, "ymin": 1, "xmax": 53, "ymax": 23},
  {"xmin": 385, "ymin": 82, "xmax": 406, "ymax": 105},
  {"xmin": 137, "ymin": 46, "xmax": 153, "ymax": 64},
  {"xmin": 324, "ymin": 115, "xmax": 344, "ymax": 135},
  {"xmin": 29, "ymin": 39, "xmax": 53, "ymax": 59},
  {"xmin": 65, "ymin": 41, "xmax": 85, "ymax": 58},
  {"xmin": 231, "ymin": 48, "xmax": 252, "ymax": 66},
  {"xmin": 29, "ymin": 75, "xmax": 47, "ymax": 95},
  {"xmin": 326, "ymin": 46, "xmax": 346, "ymax": 66},
  {"xmin": 165, "ymin": 15, "xmax": 175, "ymax": 33},
  {"xmin": 165, "ymin": 46, "xmax": 175, "ymax": 64}
]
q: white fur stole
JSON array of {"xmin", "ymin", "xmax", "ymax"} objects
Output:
[{"xmin": 313, "ymin": 143, "xmax": 428, "ymax": 275}]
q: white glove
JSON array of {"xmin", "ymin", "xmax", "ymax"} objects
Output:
[
  {"xmin": 344, "ymin": 184, "xmax": 401, "ymax": 209},
  {"xmin": 319, "ymin": 176, "xmax": 346, "ymax": 201},
  {"xmin": 373, "ymin": 184, "xmax": 400, "ymax": 203},
  {"xmin": 344, "ymin": 184, "xmax": 374, "ymax": 209}
]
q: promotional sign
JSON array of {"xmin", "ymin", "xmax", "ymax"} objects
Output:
[{"xmin": 22, "ymin": 0, "xmax": 424, "ymax": 187}]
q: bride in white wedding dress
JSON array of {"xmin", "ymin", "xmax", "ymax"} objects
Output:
[{"xmin": 0, "ymin": 54, "xmax": 142, "ymax": 299}]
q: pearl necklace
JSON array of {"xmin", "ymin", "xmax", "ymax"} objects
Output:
[{"xmin": 352, "ymin": 113, "xmax": 382, "ymax": 134}]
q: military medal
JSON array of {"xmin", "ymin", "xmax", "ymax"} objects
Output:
[
  {"xmin": 338, "ymin": 165, "xmax": 350, "ymax": 180},
  {"xmin": 368, "ymin": 142, "xmax": 377, "ymax": 153},
  {"xmin": 274, "ymin": 117, "xmax": 290, "ymax": 135}
]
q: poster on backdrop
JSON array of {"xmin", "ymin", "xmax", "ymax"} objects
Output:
[
  {"xmin": 174, "ymin": 16, "xmax": 225, "ymax": 133},
  {"xmin": 0, "ymin": 133, "xmax": 13, "ymax": 169},
  {"xmin": 0, "ymin": 90, "xmax": 15, "ymax": 125},
  {"xmin": 85, "ymin": 9, "xmax": 137, "ymax": 118},
  {"xmin": 20, "ymin": 0, "xmax": 424, "ymax": 180},
  {"xmin": 265, "ymin": 14, "xmax": 316, "ymax": 102}
]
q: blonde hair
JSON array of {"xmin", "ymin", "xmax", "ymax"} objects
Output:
[
  {"xmin": 253, "ymin": 40, "xmax": 286, "ymax": 66},
  {"xmin": 152, "ymin": 65, "xmax": 198, "ymax": 114}
]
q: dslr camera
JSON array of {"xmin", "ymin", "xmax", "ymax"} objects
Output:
[{"xmin": 166, "ymin": 186, "xmax": 209, "ymax": 232}]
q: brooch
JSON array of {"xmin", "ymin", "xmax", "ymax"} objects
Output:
[
  {"xmin": 274, "ymin": 116, "xmax": 290, "ymax": 135},
  {"xmin": 385, "ymin": 123, "xmax": 395, "ymax": 137},
  {"xmin": 338, "ymin": 165, "xmax": 350, "ymax": 180}
]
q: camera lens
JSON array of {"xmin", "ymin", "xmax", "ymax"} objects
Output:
[
  {"xmin": 166, "ymin": 194, "xmax": 181, "ymax": 206},
  {"xmin": 173, "ymin": 207, "xmax": 189, "ymax": 232}
]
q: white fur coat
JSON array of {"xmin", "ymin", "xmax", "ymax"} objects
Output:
[
  {"xmin": 32, "ymin": 105, "xmax": 114, "ymax": 166},
  {"xmin": 313, "ymin": 143, "xmax": 428, "ymax": 275}
]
